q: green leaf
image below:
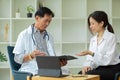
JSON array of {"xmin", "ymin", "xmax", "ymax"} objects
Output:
[
  {"xmin": 0, "ymin": 51, "xmax": 7, "ymax": 62},
  {"xmin": 27, "ymin": 5, "xmax": 34, "ymax": 13}
]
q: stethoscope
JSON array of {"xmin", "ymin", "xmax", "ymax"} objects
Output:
[{"xmin": 31, "ymin": 23, "xmax": 49, "ymax": 46}]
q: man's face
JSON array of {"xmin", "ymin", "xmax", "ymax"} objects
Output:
[{"xmin": 35, "ymin": 14, "xmax": 52, "ymax": 32}]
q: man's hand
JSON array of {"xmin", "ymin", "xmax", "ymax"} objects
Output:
[
  {"xmin": 60, "ymin": 59, "xmax": 67, "ymax": 66},
  {"xmin": 23, "ymin": 50, "xmax": 46, "ymax": 62},
  {"xmin": 30, "ymin": 50, "xmax": 46, "ymax": 58}
]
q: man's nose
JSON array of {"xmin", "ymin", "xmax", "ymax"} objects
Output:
[{"xmin": 46, "ymin": 22, "xmax": 50, "ymax": 26}]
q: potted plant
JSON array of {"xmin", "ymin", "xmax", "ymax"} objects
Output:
[
  {"xmin": 0, "ymin": 51, "xmax": 7, "ymax": 62},
  {"xmin": 27, "ymin": 5, "xmax": 34, "ymax": 18}
]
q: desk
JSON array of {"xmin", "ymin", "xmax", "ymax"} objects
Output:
[{"xmin": 27, "ymin": 75, "xmax": 100, "ymax": 80}]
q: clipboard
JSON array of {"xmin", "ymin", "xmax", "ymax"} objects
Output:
[{"xmin": 59, "ymin": 55, "xmax": 77, "ymax": 60}]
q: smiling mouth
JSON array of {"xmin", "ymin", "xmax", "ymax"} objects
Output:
[{"xmin": 91, "ymin": 28, "xmax": 95, "ymax": 31}]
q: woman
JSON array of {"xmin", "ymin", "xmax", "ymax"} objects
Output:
[{"xmin": 76, "ymin": 11, "xmax": 120, "ymax": 80}]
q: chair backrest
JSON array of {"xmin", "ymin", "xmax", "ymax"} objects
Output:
[{"xmin": 7, "ymin": 46, "xmax": 21, "ymax": 71}]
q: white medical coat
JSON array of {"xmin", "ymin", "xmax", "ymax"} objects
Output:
[{"xmin": 13, "ymin": 25, "xmax": 55, "ymax": 75}]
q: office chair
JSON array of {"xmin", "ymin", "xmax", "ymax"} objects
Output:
[{"xmin": 7, "ymin": 46, "xmax": 33, "ymax": 80}]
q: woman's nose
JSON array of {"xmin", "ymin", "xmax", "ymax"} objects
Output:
[{"xmin": 90, "ymin": 25, "xmax": 92, "ymax": 29}]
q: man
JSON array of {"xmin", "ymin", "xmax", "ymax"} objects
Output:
[{"xmin": 13, "ymin": 7, "xmax": 67, "ymax": 75}]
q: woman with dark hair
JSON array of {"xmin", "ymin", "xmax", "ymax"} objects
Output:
[{"xmin": 76, "ymin": 11, "xmax": 120, "ymax": 80}]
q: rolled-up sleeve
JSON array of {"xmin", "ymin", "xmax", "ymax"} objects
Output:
[
  {"xmin": 83, "ymin": 55, "xmax": 98, "ymax": 70},
  {"xmin": 14, "ymin": 54, "xmax": 25, "ymax": 64}
]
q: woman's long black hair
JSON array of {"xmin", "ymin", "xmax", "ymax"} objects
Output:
[{"xmin": 88, "ymin": 11, "xmax": 114, "ymax": 34}]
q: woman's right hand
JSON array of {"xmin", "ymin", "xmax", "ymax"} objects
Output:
[{"xmin": 82, "ymin": 66, "xmax": 91, "ymax": 74}]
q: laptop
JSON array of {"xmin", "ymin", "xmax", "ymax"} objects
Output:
[{"xmin": 36, "ymin": 55, "xmax": 77, "ymax": 77}]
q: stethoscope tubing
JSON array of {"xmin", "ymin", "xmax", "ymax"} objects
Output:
[{"xmin": 31, "ymin": 24, "xmax": 49, "ymax": 46}]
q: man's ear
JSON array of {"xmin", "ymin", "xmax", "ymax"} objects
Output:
[{"xmin": 35, "ymin": 15, "xmax": 41, "ymax": 20}]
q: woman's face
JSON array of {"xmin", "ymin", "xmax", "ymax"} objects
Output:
[{"xmin": 89, "ymin": 17, "xmax": 104, "ymax": 34}]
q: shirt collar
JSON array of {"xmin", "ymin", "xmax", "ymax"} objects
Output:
[
  {"xmin": 92, "ymin": 29, "xmax": 109, "ymax": 41},
  {"xmin": 33, "ymin": 26, "xmax": 46, "ymax": 35},
  {"xmin": 33, "ymin": 27, "xmax": 39, "ymax": 33},
  {"xmin": 102, "ymin": 29, "xmax": 109, "ymax": 39}
]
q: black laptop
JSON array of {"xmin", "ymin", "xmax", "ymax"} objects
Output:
[{"xmin": 36, "ymin": 55, "xmax": 77, "ymax": 77}]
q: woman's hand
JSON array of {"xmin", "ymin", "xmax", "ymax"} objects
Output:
[
  {"xmin": 82, "ymin": 66, "xmax": 91, "ymax": 74},
  {"xmin": 76, "ymin": 50, "xmax": 93, "ymax": 56}
]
